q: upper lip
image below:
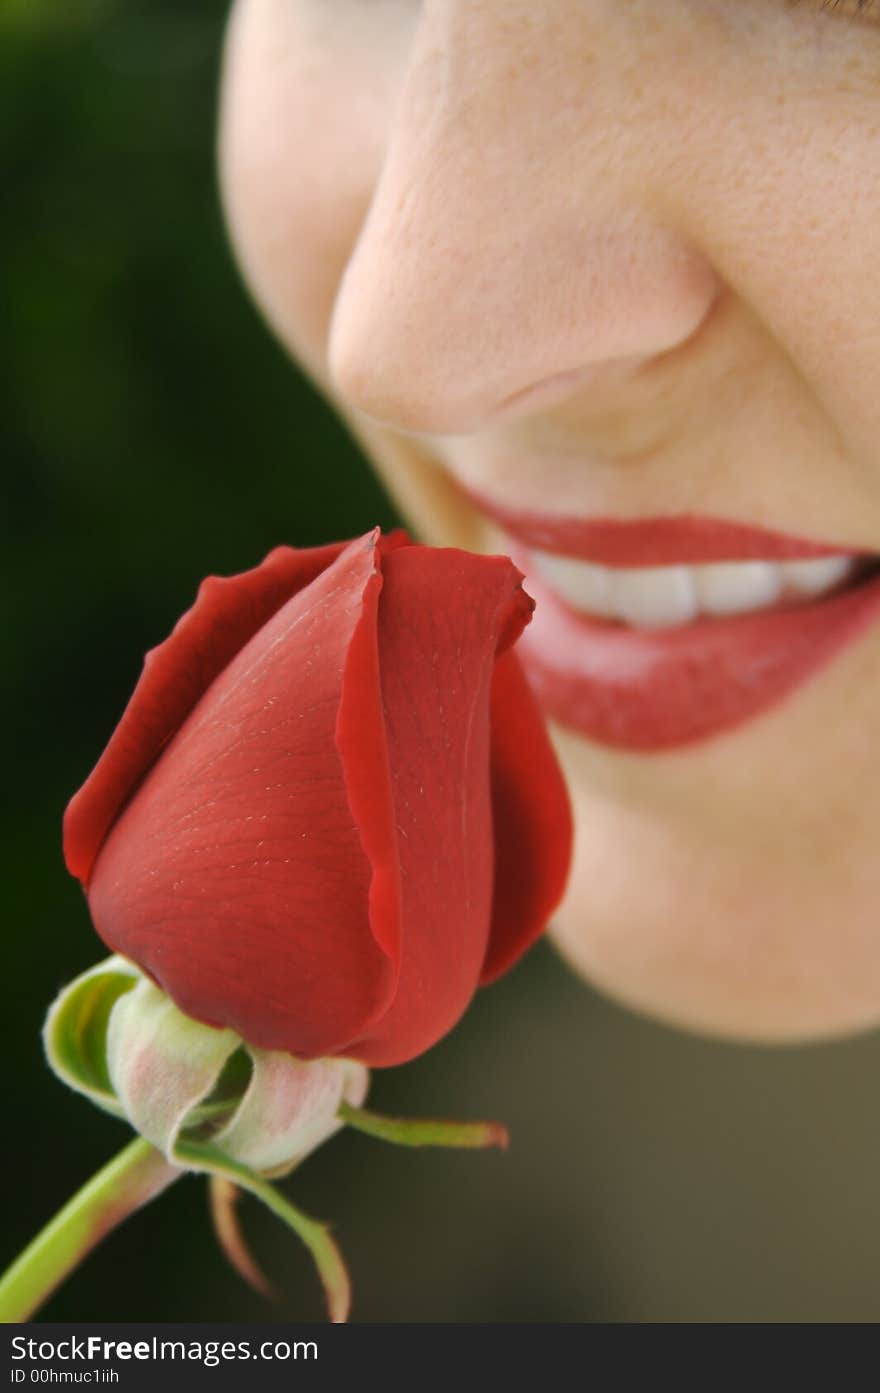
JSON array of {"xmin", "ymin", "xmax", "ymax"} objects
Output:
[{"xmin": 458, "ymin": 483, "xmax": 871, "ymax": 567}]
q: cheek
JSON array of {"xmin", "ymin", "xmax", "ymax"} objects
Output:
[
  {"xmin": 673, "ymin": 91, "xmax": 880, "ymax": 463},
  {"xmin": 218, "ymin": 0, "xmax": 405, "ymax": 379}
]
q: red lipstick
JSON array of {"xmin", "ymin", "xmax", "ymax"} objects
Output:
[
  {"xmin": 465, "ymin": 492, "xmax": 848, "ymax": 565},
  {"xmin": 464, "ymin": 493, "xmax": 880, "ymax": 751}
]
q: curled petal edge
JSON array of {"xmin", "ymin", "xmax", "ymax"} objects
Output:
[{"xmin": 64, "ymin": 534, "xmax": 411, "ymax": 888}]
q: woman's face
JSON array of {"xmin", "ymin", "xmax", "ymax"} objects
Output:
[{"xmin": 219, "ymin": 0, "xmax": 880, "ymax": 1043}]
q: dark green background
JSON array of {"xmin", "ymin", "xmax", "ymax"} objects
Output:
[{"xmin": 7, "ymin": 0, "xmax": 880, "ymax": 1324}]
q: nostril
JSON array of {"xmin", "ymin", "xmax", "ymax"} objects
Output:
[
  {"xmin": 328, "ymin": 230, "xmax": 726, "ymax": 436},
  {"xmin": 491, "ymin": 354, "xmax": 655, "ymax": 422}
]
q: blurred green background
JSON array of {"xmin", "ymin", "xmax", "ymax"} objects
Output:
[{"xmin": 7, "ymin": 0, "xmax": 880, "ymax": 1324}]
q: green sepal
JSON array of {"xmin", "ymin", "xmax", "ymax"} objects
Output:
[
  {"xmin": 176, "ymin": 1138, "xmax": 350, "ymax": 1323},
  {"xmin": 42, "ymin": 957, "xmax": 362, "ymax": 1321},
  {"xmin": 43, "ymin": 956, "xmax": 140, "ymax": 1117},
  {"xmin": 338, "ymin": 1101, "xmax": 508, "ymax": 1151}
]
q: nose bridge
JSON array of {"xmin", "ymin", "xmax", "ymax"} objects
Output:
[
  {"xmin": 327, "ymin": 2, "xmax": 719, "ymax": 435},
  {"xmin": 397, "ymin": 2, "xmax": 604, "ymax": 228},
  {"xmin": 402, "ymin": 1, "xmax": 564, "ymax": 160}
]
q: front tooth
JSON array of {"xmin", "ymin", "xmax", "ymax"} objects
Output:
[
  {"xmin": 608, "ymin": 565, "xmax": 697, "ymax": 629},
  {"xmin": 693, "ymin": 561, "xmax": 781, "ymax": 616},
  {"xmin": 531, "ymin": 553, "xmax": 614, "ymax": 616},
  {"xmin": 778, "ymin": 555, "xmax": 852, "ymax": 595}
]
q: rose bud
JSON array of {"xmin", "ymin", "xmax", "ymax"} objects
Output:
[
  {"xmin": 63, "ymin": 529, "xmax": 572, "ymax": 1069},
  {"xmin": 9, "ymin": 529, "xmax": 572, "ymax": 1324}
]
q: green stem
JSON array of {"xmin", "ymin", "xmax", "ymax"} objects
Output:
[
  {"xmin": 338, "ymin": 1101, "xmax": 509, "ymax": 1151},
  {"xmin": 0, "ymin": 1136, "xmax": 178, "ymax": 1323}
]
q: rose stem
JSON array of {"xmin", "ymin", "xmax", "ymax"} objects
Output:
[
  {"xmin": 338, "ymin": 1101, "xmax": 509, "ymax": 1151},
  {"xmin": 0, "ymin": 1136, "xmax": 178, "ymax": 1322}
]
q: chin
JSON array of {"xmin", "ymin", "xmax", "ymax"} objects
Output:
[{"xmin": 548, "ymin": 847, "xmax": 880, "ymax": 1049}]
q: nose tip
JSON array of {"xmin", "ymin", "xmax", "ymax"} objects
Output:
[{"xmin": 329, "ymin": 221, "xmax": 722, "ymax": 437}]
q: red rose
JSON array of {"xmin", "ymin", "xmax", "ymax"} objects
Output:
[{"xmin": 64, "ymin": 530, "xmax": 571, "ymax": 1068}]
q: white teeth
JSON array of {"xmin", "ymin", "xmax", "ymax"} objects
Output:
[
  {"xmin": 778, "ymin": 554, "xmax": 852, "ymax": 595},
  {"xmin": 610, "ymin": 566, "xmax": 697, "ymax": 629},
  {"xmin": 530, "ymin": 550, "xmax": 857, "ymax": 630},
  {"xmin": 528, "ymin": 555, "xmax": 614, "ymax": 617},
  {"xmin": 694, "ymin": 561, "xmax": 781, "ymax": 616}
]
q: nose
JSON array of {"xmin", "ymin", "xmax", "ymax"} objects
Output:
[{"xmin": 327, "ymin": 1, "xmax": 721, "ymax": 437}]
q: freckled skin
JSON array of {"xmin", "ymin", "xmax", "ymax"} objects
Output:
[{"xmin": 218, "ymin": 0, "xmax": 880, "ymax": 1042}]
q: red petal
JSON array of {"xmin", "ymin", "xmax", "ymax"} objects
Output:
[
  {"xmin": 86, "ymin": 533, "xmax": 397, "ymax": 1057},
  {"xmin": 480, "ymin": 650, "xmax": 573, "ymax": 983},
  {"xmin": 335, "ymin": 548, "xmax": 401, "ymax": 971},
  {"xmin": 64, "ymin": 541, "xmax": 351, "ymax": 886},
  {"xmin": 346, "ymin": 547, "xmax": 533, "ymax": 1067}
]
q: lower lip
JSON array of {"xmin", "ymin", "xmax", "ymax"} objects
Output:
[{"xmin": 514, "ymin": 559, "xmax": 880, "ymax": 751}]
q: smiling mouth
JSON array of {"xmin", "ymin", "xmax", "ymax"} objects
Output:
[
  {"xmin": 528, "ymin": 549, "xmax": 866, "ymax": 629},
  {"xmin": 457, "ymin": 488, "xmax": 880, "ymax": 751}
]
